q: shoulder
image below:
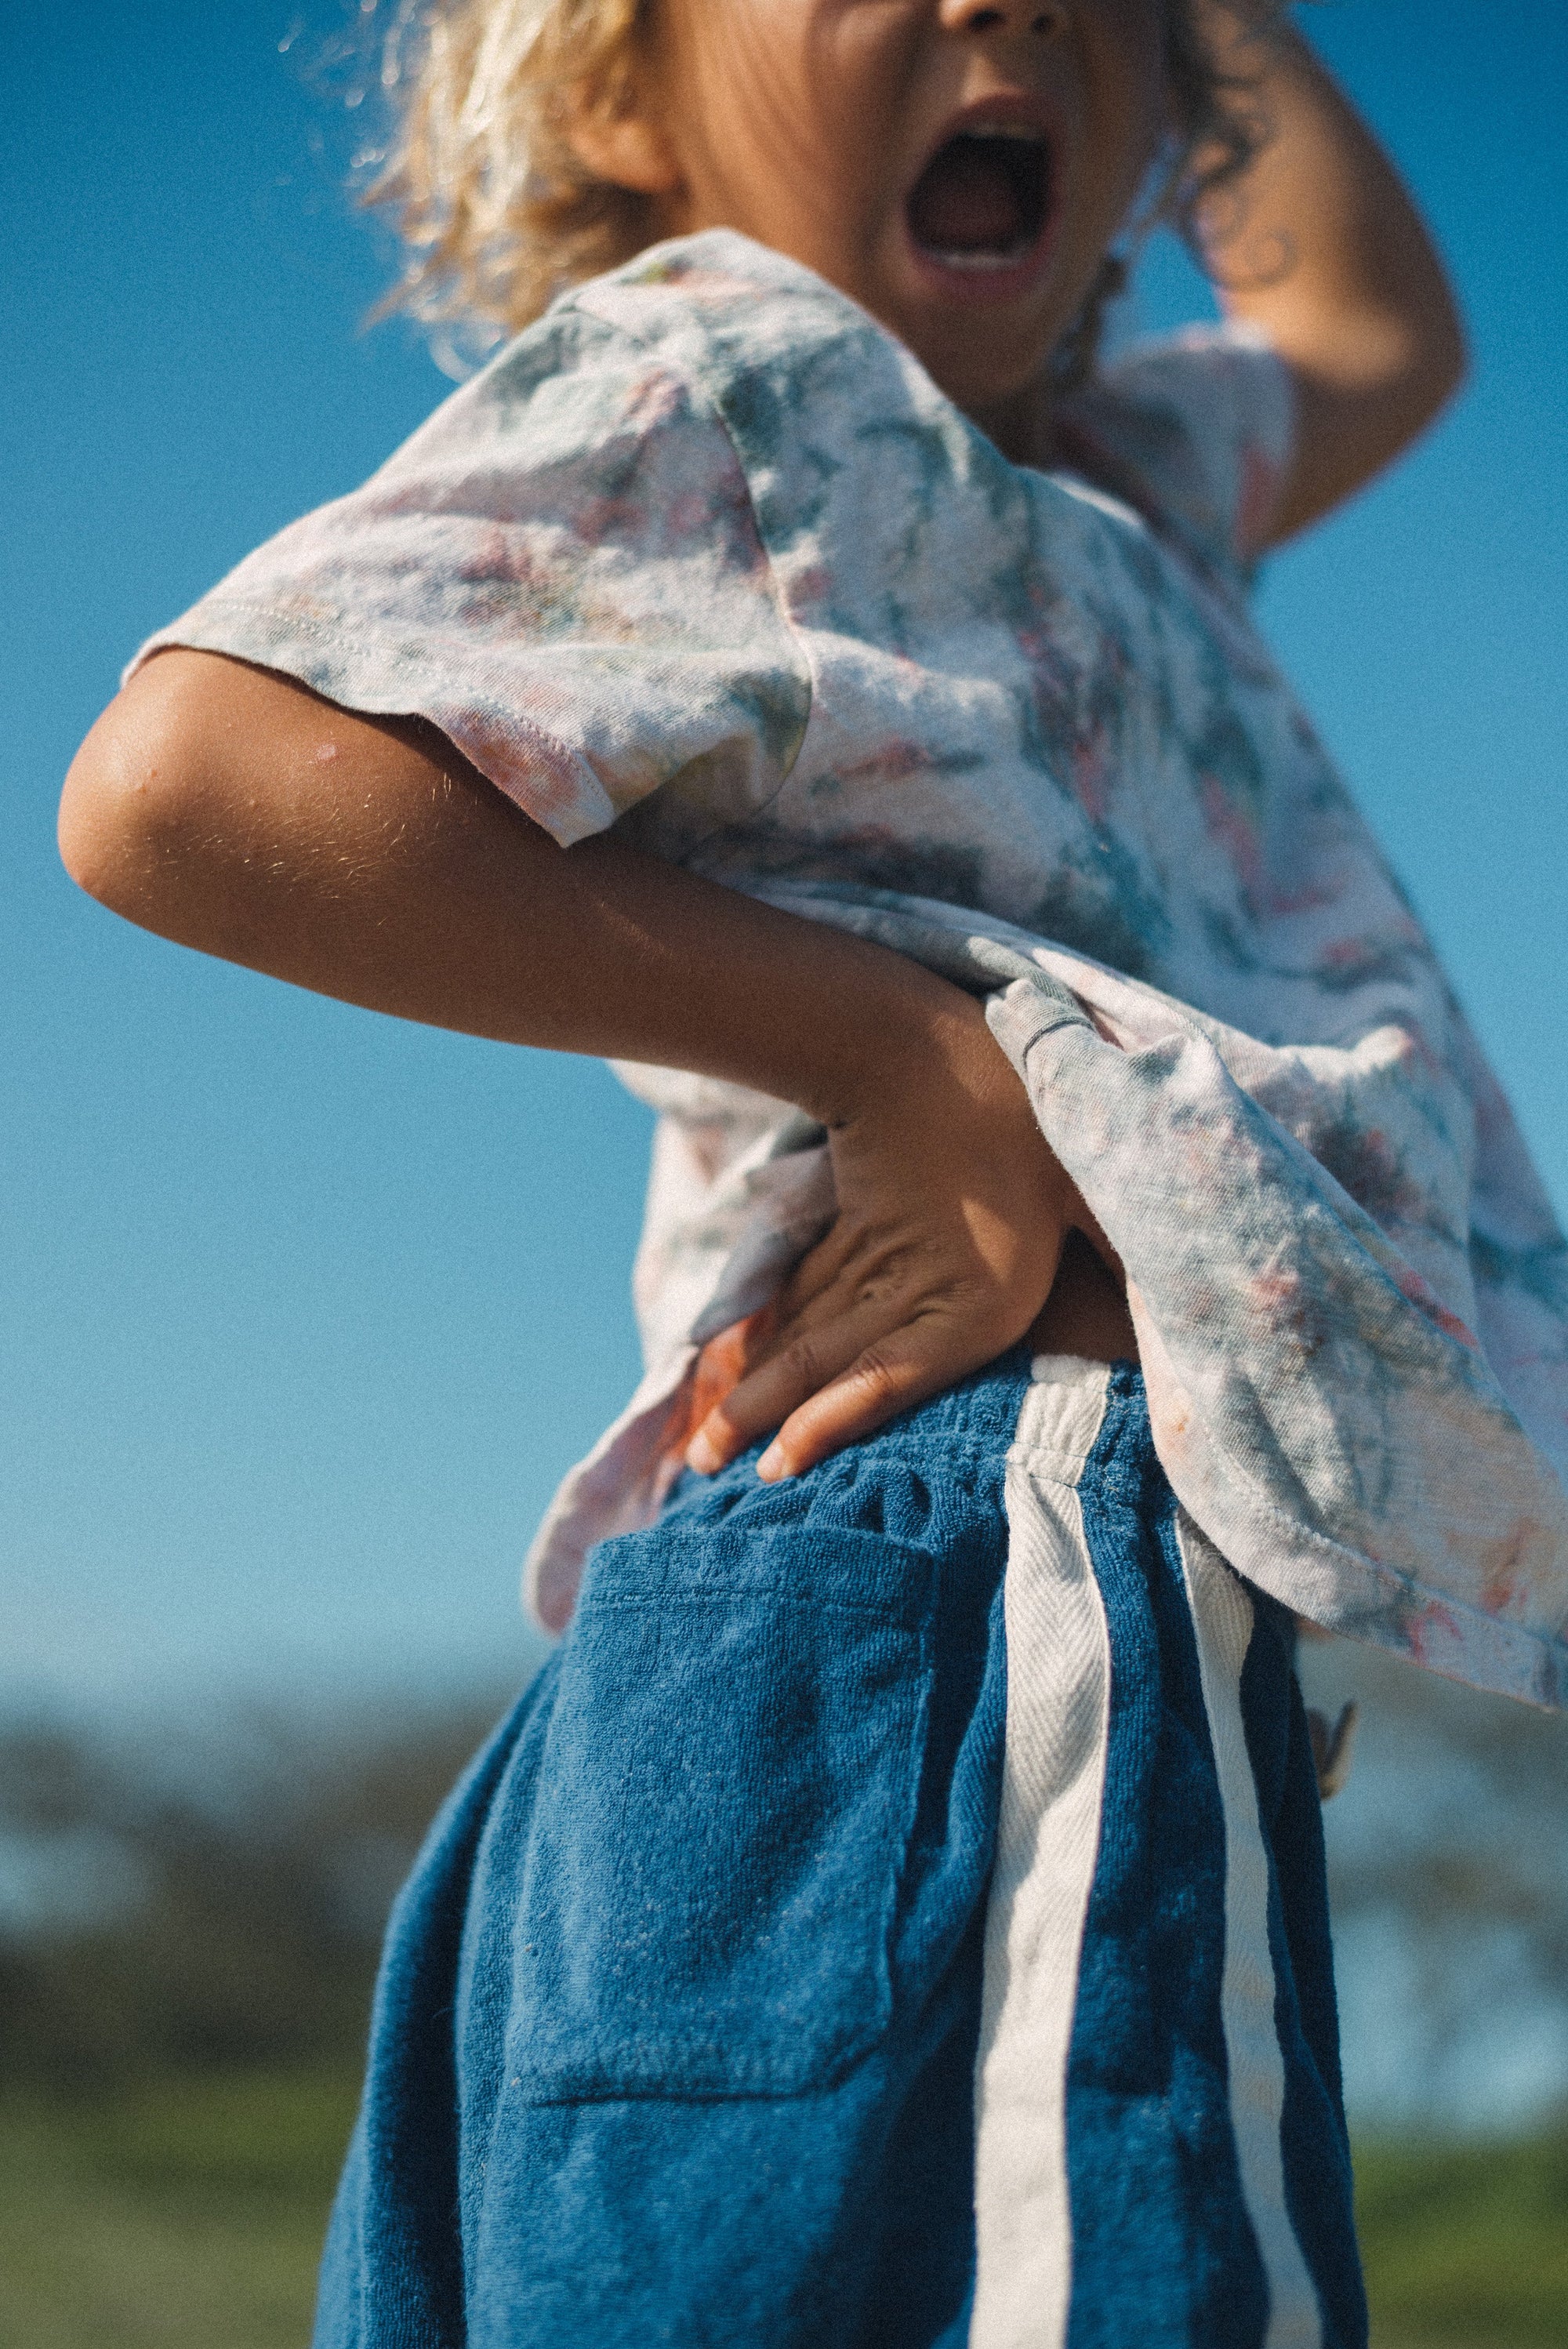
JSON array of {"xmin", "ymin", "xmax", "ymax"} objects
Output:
[
  {"xmin": 564, "ymin": 231, "xmax": 1057, "ymax": 587},
  {"xmin": 361, "ymin": 231, "xmax": 935, "ymax": 560},
  {"xmin": 1054, "ymin": 324, "xmax": 1298, "ymax": 583},
  {"xmin": 564, "ymin": 227, "xmax": 897, "ymax": 394},
  {"xmin": 566, "ymin": 231, "xmax": 962, "ymax": 533},
  {"xmin": 372, "ymin": 289, "xmax": 725, "ymax": 492}
]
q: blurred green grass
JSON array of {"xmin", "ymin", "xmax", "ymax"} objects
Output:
[
  {"xmin": 0, "ymin": 2068, "xmax": 358, "ymax": 2349},
  {"xmin": 1, "ymin": 2068, "xmax": 1563, "ymax": 2348},
  {"xmin": 1356, "ymin": 2129, "xmax": 1568, "ymax": 2348}
]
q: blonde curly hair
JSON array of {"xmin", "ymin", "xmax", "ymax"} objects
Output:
[{"xmin": 366, "ymin": 0, "xmax": 1283, "ymax": 351}]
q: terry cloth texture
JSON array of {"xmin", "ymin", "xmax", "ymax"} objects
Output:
[
  {"xmin": 132, "ymin": 227, "xmax": 1568, "ymax": 1705},
  {"xmin": 313, "ymin": 1355, "xmax": 1364, "ymax": 2349}
]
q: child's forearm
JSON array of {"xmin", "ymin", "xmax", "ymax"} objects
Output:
[
  {"xmin": 1195, "ymin": 8, "xmax": 1465, "ymax": 541},
  {"xmin": 62, "ymin": 647, "xmax": 1088, "ymax": 1475},
  {"xmin": 59, "ymin": 648, "xmax": 990, "ymax": 1129}
]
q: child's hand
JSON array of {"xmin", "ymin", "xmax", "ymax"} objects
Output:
[
  {"xmin": 61, "ymin": 657, "xmax": 1102, "ymax": 1471},
  {"xmin": 685, "ymin": 999, "xmax": 1084, "ymax": 1482}
]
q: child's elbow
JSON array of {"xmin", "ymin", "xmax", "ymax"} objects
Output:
[
  {"xmin": 1351, "ymin": 288, "xmax": 1469, "ymax": 448},
  {"xmin": 58, "ymin": 714, "xmax": 158, "ymax": 914},
  {"xmin": 59, "ymin": 654, "xmax": 227, "ymax": 936}
]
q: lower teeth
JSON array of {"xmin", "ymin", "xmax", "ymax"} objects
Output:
[{"xmin": 928, "ymin": 245, "xmax": 1028, "ymax": 270}]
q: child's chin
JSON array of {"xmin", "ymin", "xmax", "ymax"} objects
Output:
[{"xmin": 895, "ymin": 300, "xmax": 1057, "ymax": 420}]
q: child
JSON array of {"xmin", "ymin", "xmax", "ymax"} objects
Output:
[{"xmin": 59, "ymin": 3, "xmax": 1568, "ymax": 2344}]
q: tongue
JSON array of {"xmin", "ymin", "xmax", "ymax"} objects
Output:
[{"xmin": 908, "ymin": 142, "xmax": 1025, "ymax": 256}]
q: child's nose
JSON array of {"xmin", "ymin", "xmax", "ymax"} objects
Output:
[{"xmin": 938, "ymin": 0, "xmax": 1070, "ymax": 37}]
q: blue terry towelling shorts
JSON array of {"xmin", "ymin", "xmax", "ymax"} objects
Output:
[{"xmin": 314, "ymin": 1353, "xmax": 1366, "ymax": 2349}]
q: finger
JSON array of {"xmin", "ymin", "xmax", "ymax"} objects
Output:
[
  {"xmin": 690, "ymin": 1291, "xmax": 1008, "ymax": 1482},
  {"xmin": 686, "ymin": 1303, "xmax": 780, "ymax": 1426},
  {"xmin": 757, "ymin": 1322, "xmax": 989, "ymax": 1482},
  {"xmin": 684, "ymin": 1301, "xmax": 890, "ymax": 1472},
  {"xmin": 685, "ymin": 1234, "xmax": 930, "ymax": 1475},
  {"xmin": 736, "ymin": 1254, "xmax": 907, "ymax": 1385},
  {"xmin": 750, "ymin": 1218, "xmax": 961, "ymax": 1374}
]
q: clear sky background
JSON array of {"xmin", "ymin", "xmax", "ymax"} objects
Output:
[{"xmin": 5, "ymin": 0, "xmax": 1567, "ymax": 1723}]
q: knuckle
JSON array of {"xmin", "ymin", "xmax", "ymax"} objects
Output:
[
  {"xmin": 782, "ymin": 1331, "xmax": 826, "ymax": 1388},
  {"xmin": 848, "ymin": 1342, "xmax": 907, "ymax": 1407}
]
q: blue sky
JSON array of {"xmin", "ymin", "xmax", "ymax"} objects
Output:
[{"xmin": 5, "ymin": 0, "xmax": 1566, "ymax": 1719}]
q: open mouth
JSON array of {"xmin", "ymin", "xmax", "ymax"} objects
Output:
[{"xmin": 906, "ymin": 128, "xmax": 1054, "ymax": 270}]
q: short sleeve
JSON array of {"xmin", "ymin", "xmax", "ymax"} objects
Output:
[
  {"xmin": 128, "ymin": 306, "xmax": 814, "ymax": 847},
  {"xmin": 1054, "ymin": 323, "xmax": 1297, "ymax": 584}
]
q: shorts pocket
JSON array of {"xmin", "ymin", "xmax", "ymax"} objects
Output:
[{"xmin": 504, "ymin": 1516, "xmax": 935, "ymax": 2100}]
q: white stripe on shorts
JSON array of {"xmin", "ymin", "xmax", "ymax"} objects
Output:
[
  {"xmin": 970, "ymin": 1354, "xmax": 1113, "ymax": 2349},
  {"xmin": 971, "ymin": 1362, "xmax": 1321, "ymax": 2349},
  {"xmin": 1178, "ymin": 1515, "xmax": 1322, "ymax": 2349}
]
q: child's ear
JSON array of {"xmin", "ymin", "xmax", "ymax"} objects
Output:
[{"xmin": 564, "ymin": 89, "xmax": 683, "ymax": 198}]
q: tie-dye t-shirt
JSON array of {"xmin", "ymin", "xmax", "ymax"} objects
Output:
[{"xmin": 133, "ymin": 230, "xmax": 1568, "ymax": 1708}]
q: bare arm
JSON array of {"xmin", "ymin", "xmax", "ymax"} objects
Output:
[
  {"xmin": 60, "ymin": 648, "xmax": 960, "ymax": 1104},
  {"xmin": 1197, "ymin": 9, "xmax": 1466, "ymax": 544},
  {"xmin": 60, "ymin": 648, "xmax": 1089, "ymax": 1472}
]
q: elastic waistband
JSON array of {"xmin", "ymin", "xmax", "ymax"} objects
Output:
[
  {"xmin": 797, "ymin": 1347, "xmax": 1143, "ymax": 1476},
  {"xmin": 660, "ymin": 1350, "xmax": 1149, "ymax": 1535}
]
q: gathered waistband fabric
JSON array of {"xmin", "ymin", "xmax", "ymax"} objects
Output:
[{"xmin": 313, "ymin": 1352, "xmax": 1364, "ymax": 2349}]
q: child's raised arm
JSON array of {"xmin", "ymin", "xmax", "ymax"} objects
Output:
[
  {"xmin": 1196, "ymin": 7, "xmax": 1465, "ymax": 545},
  {"xmin": 60, "ymin": 648, "xmax": 1089, "ymax": 1479}
]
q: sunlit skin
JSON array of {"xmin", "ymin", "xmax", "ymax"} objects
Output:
[
  {"xmin": 572, "ymin": 0, "xmax": 1167, "ymax": 460},
  {"xmin": 58, "ymin": 5, "xmax": 1465, "ymax": 1480}
]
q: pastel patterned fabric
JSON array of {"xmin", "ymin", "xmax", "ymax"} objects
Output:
[
  {"xmin": 134, "ymin": 228, "xmax": 1568, "ymax": 1710},
  {"xmin": 312, "ymin": 1354, "xmax": 1364, "ymax": 2349}
]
